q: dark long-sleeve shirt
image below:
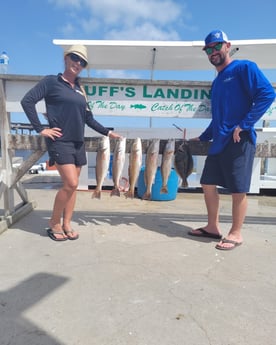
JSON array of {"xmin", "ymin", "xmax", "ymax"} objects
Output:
[{"xmin": 21, "ymin": 74, "xmax": 109, "ymax": 142}]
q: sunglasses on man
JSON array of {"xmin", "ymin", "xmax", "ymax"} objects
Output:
[
  {"xmin": 204, "ymin": 42, "xmax": 223, "ymax": 55},
  {"xmin": 68, "ymin": 53, "xmax": 88, "ymax": 68}
]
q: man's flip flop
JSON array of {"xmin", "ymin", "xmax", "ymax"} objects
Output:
[
  {"xmin": 46, "ymin": 228, "xmax": 68, "ymax": 242},
  {"xmin": 215, "ymin": 238, "xmax": 243, "ymax": 251},
  {"xmin": 188, "ymin": 228, "xmax": 222, "ymax": 239}
]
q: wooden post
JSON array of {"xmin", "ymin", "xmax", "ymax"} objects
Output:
[{"xmin": 0, "ymin": 78, "xmax": 15, "ymax": 216}]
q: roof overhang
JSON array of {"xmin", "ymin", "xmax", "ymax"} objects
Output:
[{"xmin": 53, "ymin": 39, "xmax": 276, "ymax": 72}]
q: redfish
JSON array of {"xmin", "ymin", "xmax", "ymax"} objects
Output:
[
  {"xmin": 160, "ymin": 139, "xmax": 175, "ymax": 194},
  {"xmin": 92, "ymin": 136, "xmax": 110, "ymax": 199},
  {"xmin": 125, "ymin": 137, "xmax": 142, "ymax": 199},
  {"xmin": 142, "ymin": 138, "xmax": 160, "ymax": 200},
  {"xmin": 111, "ymin": 137, "xmax": 126, "ymax": 197}
]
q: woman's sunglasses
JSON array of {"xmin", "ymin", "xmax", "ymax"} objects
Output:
[
  {"xmin": 205, "ymin": 42, "xmax": 223, "ymax": 55},
  {"xmin": 68, "ymin": 53, "xmax": 88, "ymax": 68}
]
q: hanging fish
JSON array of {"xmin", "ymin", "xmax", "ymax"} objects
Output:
[
  {"xmin": 125, "ymin": 137, "xmax": 143, "ymax": 199},
  {"xmin": 174, "ymin": 141, "xmax": 193, "ymax": 188},
  {"xmin": 92, "ymin": 136, "xmax": 110, "ymax": 199},
  {"xmin": 142, "ymin": 138, "xmax": 160, "ymax": 200},
  {"xmin": 160, "ymin": 139, "xmax": 175, "ymax": 194},
  {"xmin": 110, "ymin": 137, "xmax": 126, "ymax": 197}
]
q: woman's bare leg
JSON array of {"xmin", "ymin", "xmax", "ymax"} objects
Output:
[
  {"xmin": 49, "ymin": 164, "xmax": 80, "ymax": 239},
  {"xmin": 62, "ymin": 166, "xmax": 81, "ymax": 238}
]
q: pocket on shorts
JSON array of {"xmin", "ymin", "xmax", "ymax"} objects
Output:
[{"xmin": 48, "ymin": 151, "xmax": 60, "ymax": 166}]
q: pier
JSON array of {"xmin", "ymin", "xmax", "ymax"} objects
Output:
[{"xmin": 1, "ymin": 75, "xmax": 276, "ymax": 232}]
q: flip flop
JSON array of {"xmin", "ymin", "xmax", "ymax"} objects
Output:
[
  {"xmin": 46, "ymin": 228, "xmax": 68, "ymax": 242},
  {"xmin": 188, "ymin": 228, "xmax": 222, "ymax": 239},
  {"xmin": 63, "ymin": 229, "xmax": 79, "ymax": 240},
  {"xmin": 215, "ymin": 238, "xmax": 243, "ymax": 251}
]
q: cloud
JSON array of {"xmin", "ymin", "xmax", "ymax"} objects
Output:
[
  {"xmin": 49, "ymin": 0, "xmax": 193, "ymax": 41},
  {"xmin": 49, "ymin": 0, "xmax": 81, "ymax": 8},
  {"xmin": 86, "ymin": 0, "xmax": 183, "ymax": 26},
  {"xmin": 60, "ymin": 23, "xmax": 76, "ymax": 36},
  {"xmin": 94, "ymin": 69, "xmax": 142, "ymax": 79},
  {"xmin": 107, "ymin": 22, "xmax": 180, "ymax": 40}
]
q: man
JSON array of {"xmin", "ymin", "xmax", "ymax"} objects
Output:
[{"xmin": 188, "ymin": 30, "xmax": 275, "ymax": 250}]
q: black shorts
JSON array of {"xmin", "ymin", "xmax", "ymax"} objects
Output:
[
  {"xmin": 200, "ymin": 132, "xmax": 256, "ymax": 193},
  {"xmin": 46, "ymin": 140, "xmax": 87, "ymax": 167}
]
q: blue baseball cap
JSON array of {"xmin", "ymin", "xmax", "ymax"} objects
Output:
[{"xmin": 203, "ymin": 30, "xmax": 228, "ymax": 50}]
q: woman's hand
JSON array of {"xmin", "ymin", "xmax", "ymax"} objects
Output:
[
  {"xmin": 40, "ymin": 127, "xmax": 62, "ymax": 140},
  {"xmin": 108, "ymin": 131, "xmax": 122, "ymax": 139}
]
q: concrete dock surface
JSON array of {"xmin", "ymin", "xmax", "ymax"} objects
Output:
[{"xmin": 0, "ymin": 175, "xmax": 276, "ymax": 345}]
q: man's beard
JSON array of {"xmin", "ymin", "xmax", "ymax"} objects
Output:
[{"xmin": 210, "ymin": 54, "xmax": 226, "ymax": 67}]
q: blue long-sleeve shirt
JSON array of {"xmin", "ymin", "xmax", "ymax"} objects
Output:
[
  {"xmin": 199, "ymin": 60, "xmax": 275, "ymax": 155},
  {"xmin": 21, "ymin": 74, "xmax": 109, "ymax": 142}
]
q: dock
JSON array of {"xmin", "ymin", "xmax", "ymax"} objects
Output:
[{"xmin": 0, "ymin": 175, "xmax": 276, "ymax": 344}]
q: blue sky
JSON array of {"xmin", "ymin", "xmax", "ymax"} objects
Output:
[
  {"xmin": 1, "ymin": 0, "xmax": 276, "ymax": 127},
  {"xmin": 1, "ymin": 0, "xmax": 276, "ymax": 79}
]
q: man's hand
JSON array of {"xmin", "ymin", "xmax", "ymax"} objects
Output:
[{"xmin": 233, "ymin": 126, "xmax": 242, "ymax": 143}]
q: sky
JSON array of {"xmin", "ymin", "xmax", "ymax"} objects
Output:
[{"xmin": 1, "ymin": 0, "xmax": 276, "ymax": 128}]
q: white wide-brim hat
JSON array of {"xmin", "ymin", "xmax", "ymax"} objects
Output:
[{"xmin": 64, "ymin": 44, "xmax": 88, "ymax": 64}]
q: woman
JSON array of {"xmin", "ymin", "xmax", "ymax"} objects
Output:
[{"xmin": 21, "ymin": 45, "xmax": 121, "ymax": 241}]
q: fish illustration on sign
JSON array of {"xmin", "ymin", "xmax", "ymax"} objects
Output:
[
  {"xmin": 174, "ymin": 141, "xmax": 193, "ymax": 188},
  {"xmin": 160, "ymin": 139, "xmax": 175, "ymax": 194},
  {"xmin": 92, "ymin": 136, "xmax": 110, "ymax": 199},
  {"xmin": 130, "ymin": 104, "xmax": 147, "ymax": 109},
  {"xmin": 142, "ymin": 138, "xmax": 160, "ymax": 200},
  {"xmin": 111, "ymin": 137, "xmax": 126, "ymax": 197},
  {"xmin": 125, "ymin": 137, "xmax": 143, "ymax": 199}
]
